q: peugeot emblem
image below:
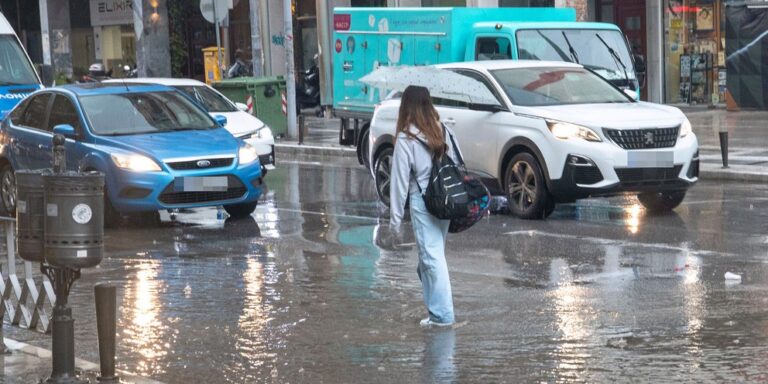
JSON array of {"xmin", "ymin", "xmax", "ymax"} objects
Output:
[
  {"xmin": 644, "ymin": 132, "xmax": 655, "ymax": 145},
  {"xmin": 196, "ymin": 160, "xmax": 211, "ymax": 168}
]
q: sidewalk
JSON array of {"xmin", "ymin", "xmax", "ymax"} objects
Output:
[
  {"xmin": 2, "ymin": 337, "xmax": 163, "ymax": 383},
  {"xmin": 276, "ymin": 109, "xmax": 768, "ymax": 183}
]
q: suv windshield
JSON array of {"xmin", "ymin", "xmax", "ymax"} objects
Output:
[
  {"xmin": 80, "ymin": 91, "xmax": 217, "ymax": 136},
  {"xmin": 173, "ymin": 85, "xmax": 237, "ymax": 112},
  {"xmin": 0, "ymin": 35, "xmax": 39, "ymax": 85},
  {"xmin": 491, "ymin": 67, "xmax": 631, "ymax": 106},
  {"xmin": 516, "ymin": 29, "xmax": 636, "ymax": 88}
]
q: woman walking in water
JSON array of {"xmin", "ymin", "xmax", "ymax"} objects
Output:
[{"xmin": 389, "ymin": 85, "xmax": 463, "ymax": 327}]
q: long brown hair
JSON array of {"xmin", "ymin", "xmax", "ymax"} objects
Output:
[{"xmin": 396, "ymin": 86, "xmax": 445, "ymax": 157}]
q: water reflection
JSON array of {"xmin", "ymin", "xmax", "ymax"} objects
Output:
[
  {"xmin": 422, "ymin": 329, "xmax": 456, "ymax": 384},
  {"xmin": 234, "ymin": 257, "xmax": 277, "ymax": 381},
  {"xmin": 625, "ymin": 203, "xmax": 642, "ymax": 234},
  {"xmin": 121, "ymin": 261, "xmax": 168, "ymax": 376}
]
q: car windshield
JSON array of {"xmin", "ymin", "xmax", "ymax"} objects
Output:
[
  {"xmin": 491, "ymin": 67, "xmax": 631, "ymax": 106},
  {"xmin": 516, "ymin": 29, "xmax": 636, "ymax": 86},
  {"xmin": 0, "ymin": 35, "xmax": 39, "ymax": 86},
  {"xmin": 80, "ymin": 91, "xmax": 217, "ymax": 136},
  {"xmin": 173, "ymin": 85, "xmax": 237, "ymax": 112}
]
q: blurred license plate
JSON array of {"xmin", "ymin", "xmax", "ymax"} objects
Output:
[
  {"xmin": 627, "ymin": 152, "xmax": 673, "ymax": 167},
  {"xmin": 176, "ymin": 177, "xmax": 228, "ymax": 192}
]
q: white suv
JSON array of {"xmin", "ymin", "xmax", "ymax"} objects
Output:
[{"xmin": 368, "ymin": 61, "xmax": 698, "ymax": 219}]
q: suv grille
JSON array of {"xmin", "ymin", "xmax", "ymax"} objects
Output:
[
  {"xmin": 605, "ymin": 127, "xmax": 679, "ymax": 149},
  {"xmin": 615, "ymin": 165, "xmax": 683, "ymax": 187},
  {"xmin": 159, "ymin": 175, "xmax": 246, "ymax": 205},
  {"xmin": 167, "ymin": 157, "xmax": 234, "ymax": 170}
]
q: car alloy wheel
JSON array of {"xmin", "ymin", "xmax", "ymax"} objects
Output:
[
  {"xmin": 1, "ymin": 165, "xmax": 16, "ymax": 215},
  {"xmin": 504, "ymin": 152, "xmax": 552, "ymax": 220},
  {"xmin": 374, "ymin": 147, "xmax": 393, "ymax": 206}
]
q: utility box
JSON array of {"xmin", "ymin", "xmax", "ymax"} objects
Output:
[
  {"xmin": 213, "ymin": 76, "xmax": 288, "ymax": 137},
  {"xmin": 203, "ymin": 47, "xmax": 227, "ymax": 85},
  {"xmin": 43, "ymin": 172, "xmax": 105, "ymax": 269},
  {"xmin": 16, "ymin": 170, "xmax": 46, "ymax": 262}
]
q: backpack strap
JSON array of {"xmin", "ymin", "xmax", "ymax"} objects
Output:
[{"xmin": 442, "ymin": 125, "xmax": 465, "ymax": 167}]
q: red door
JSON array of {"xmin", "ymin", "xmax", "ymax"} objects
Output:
[{"xmin": 614, "ymin": 0, "xmax": 647, "ymax": 100}]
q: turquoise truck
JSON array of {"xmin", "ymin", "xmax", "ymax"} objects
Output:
[{"xmin": 329, "ymin": 7, "xmax": 645, "ymax": 165}]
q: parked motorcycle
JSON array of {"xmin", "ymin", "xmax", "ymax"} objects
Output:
[
  {"xmin": 79, "ymin": 62, "xmax": 112, "ymax": 83},
  {"xmin": 123, "ymin": 64, "xmax": 138, "ymax": 78},
  {"xmin": 297, "ymin": 54, "xmax": 322, "ymax": 116}
]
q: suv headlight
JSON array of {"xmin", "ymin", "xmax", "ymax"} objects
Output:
[
  {"xmin": 680, "ymin": 118, "xmax": 692, "ymax": 137},
  {"xmin": 111, "ymin": 153, "xmax": 161, "ymax": 172},
  {"xmin": 546, "ymin": 120, "xmax": 602, "ymax": 142},
  {"xmin": 238, "ymin": 143, "xmax": 259, "ymax": 165}
]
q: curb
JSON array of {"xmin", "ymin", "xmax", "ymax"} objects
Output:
[
  {"xmin": 699, "ymin": 165, "xmax": 768, "ymax": 183},
  {"xmin": 3, "ymin": 337, "xmax": 164, "ymax": 384},
  {"xmin": 275, "ymin": 142, "xmax": 356, "ymax": 158}
]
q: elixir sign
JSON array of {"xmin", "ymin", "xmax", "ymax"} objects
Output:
[{"xmin": 90, "ymin": 0, "xmax": 134, "ymax": 26}]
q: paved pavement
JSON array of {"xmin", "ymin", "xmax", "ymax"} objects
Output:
[{"xmin": 278, "ymin": 108, "xmax": 768, "ymax": 182}]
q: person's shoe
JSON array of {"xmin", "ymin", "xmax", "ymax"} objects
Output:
[{"xmin": 420, "ymin": 317, "xmax": 453, "ymax": 327}]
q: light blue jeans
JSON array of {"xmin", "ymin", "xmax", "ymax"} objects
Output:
[{"xmin": 409, "ymin": 192, "xmax": 454, "ymax": 324}]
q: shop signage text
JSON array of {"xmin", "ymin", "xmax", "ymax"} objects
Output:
[{"xmin": 90, "ymin": 0, "xmax": 134, "ymax": 27}]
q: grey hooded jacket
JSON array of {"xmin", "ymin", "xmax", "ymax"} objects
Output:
[{"xmin": 389, "ymin": 124, "xmax": 463, "ymax": 231}]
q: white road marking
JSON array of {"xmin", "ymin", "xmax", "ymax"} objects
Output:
[{"xmin": 272, "ymin": 207, "xmax": 380, "ymax": 222}]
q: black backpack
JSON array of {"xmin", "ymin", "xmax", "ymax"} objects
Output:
[{"xmin": 415, "ymin": 128, "xmax": 490, "ymax": 223}]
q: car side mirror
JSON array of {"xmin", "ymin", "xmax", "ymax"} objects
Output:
[
  {"xmin": 235, "ymin": 102, "xmax": 249, "ymax": 112},
  {"xmin": 53, "ymin": 124, "xmax": 77, "ymax": 139},
  {"xmin": 633, "ymin": 54, "xmax": 646, "ymax": 73},
  {"xmin": 214, "ymin": 115, "xmax": 228, "ymax": 127}
]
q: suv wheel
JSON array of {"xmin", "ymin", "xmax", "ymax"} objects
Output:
[
  {"xmin": 638, "ymin": 190, "xmax": 686, "ymax": 212},
  {"xmin": 374, "ymin": 147, "xmax": 393, "ymax": 207},
  {"xmin": 504, "ymin": 153, "xmax": 553, "ymax": 220},
  {"xmin": 0, "ymin": 164, "xmax": 16, "ymax": 216}
]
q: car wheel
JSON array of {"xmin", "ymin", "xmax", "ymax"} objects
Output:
[
  {"xmin": 224, "ymin": 201, "xmax": 258, "ymax": 219},
  {"xmin": 0, "ymin": 164, "xmax": 16, "ymax": 216},
  {"xmin": 374, "ymin": 147, "xmax": 393, "ymax": 207},
  {"xmin": 504, "ymin": 153, "xmax": 552, "ymax": 220},
  {"xmin": 637, "ymin": 190, "xmax": 686, "ymax": 212}
]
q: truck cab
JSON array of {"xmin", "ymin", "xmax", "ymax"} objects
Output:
[
  {"xmin": 466, "ymin": 22, "xmax": 641, "ymax": 96},
  {"xmin": 0, "ymin": 13, "xmax": 42, "ymax": 119}
]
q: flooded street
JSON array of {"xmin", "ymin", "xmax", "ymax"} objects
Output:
[{"xmin": 5, "ymin": 155, "xmax": 768, "ymax": 383}]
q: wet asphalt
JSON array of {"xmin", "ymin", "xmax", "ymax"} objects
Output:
[{"xmin": 4, "ymin": 155, "xmax": 768, "ymax": 383}]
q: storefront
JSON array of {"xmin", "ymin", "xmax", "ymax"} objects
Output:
[{"xmin": 89, "ymin": 0, "xmax": 136, "ymax": 77}]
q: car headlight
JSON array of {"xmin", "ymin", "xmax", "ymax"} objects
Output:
[
  {"xmin": 680, "ymin": 118, "xmax": 692, "ymax": 137},
  {"xmin": 546, "ymin": 120, "xmax": 602, "ymax": 142},
  {"xmin": 251, "ymin": 126, "xmax": 273, "ymax": 140},
  {"xmin": 111, "ymin": 153, "xmax": 161, "ymax": 172},
  {"xmin": 238, "ymin": 144, "xmax": 259, "ymax": 165}
]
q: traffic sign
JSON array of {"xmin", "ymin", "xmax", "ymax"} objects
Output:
[{"xmin": 200, "ymin": 0, "xmax": 231, "ymax": 24}]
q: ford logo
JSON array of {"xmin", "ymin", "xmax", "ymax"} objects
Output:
[{"xmin": 196, "ymin": 160, "xmax": 211, "ymax": 168}]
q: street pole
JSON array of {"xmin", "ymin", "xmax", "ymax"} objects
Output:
[
  {"xmin": 283, "ymin": 0, "xmax": 297, "ymax": 138},
  {"xmin": 249, "ymin": 0, "xmax": 263, "ymax": 77},
  {"xmin": 213, "ymin": 0, "xmax": 224, "ymax": 79}
]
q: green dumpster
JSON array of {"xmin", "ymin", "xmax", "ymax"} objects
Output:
[{"xmin": 212, "ymin": 76, "xmax": 288, "ymax": 137}]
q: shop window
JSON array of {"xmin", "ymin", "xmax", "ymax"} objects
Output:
[
  {"xmin": 500, "ymin": 0, "xmax": 554, "ymax": 6},
  {"xmin": 422, "ymin": 0, "xmax": 466, "ymax": 6}
]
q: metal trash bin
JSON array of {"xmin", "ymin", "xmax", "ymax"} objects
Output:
[
  {"xmin": 213, "ymin": 76, "xmax": 288, "ymax": 137},
  {"xmin": 16, "ymin": 170, "xmax": 47, "ymax": 262},
  {"xmin": 43, "ymin": 172, "xmax": 104, "ymax": 269}
]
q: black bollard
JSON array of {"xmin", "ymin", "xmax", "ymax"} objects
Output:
[
  {"xmin": 95, "ymin": 283, "xmax": 118, "ymax": 383},
  {"xmin": 718, "ymin": 131, "xmax": 729, "ymax": 168}
]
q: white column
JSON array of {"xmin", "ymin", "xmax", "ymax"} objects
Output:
[{"xmin": 283, "ymin": 0, "xmax": 297, "ymax": 138}]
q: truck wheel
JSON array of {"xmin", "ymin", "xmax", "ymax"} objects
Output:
[
  {"xmin": 224, "ymin": 201, "xmax": 258, "ymax": 219},
  {"xmin": 638, "ymin": 191, "xmax": 686, "ymax": 212},
  {"xmin": 0, "ymin": 164, "xmax": 16, "ymax": 216},
  {"xmin": 374, "ymin": 147, "xmax": 393, "ymax": 207},
  {"xmin": 504, "ymin": 153, "xmax": 552, "ymax": 220}
]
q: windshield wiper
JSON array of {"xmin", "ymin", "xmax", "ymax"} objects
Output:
[
  {"xmin": 561, "ymin": 31, "xmax": 580, "ymax": 64},
  {"xmin": 595, "ymin": 33, "xmax": 630, "ymax": 89},
  {"xmin": 535, "ymin": 30, "xmax": 572, "ymax": 62}
]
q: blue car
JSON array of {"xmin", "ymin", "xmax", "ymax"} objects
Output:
[{"xmin": 0, "ymin": 83, "xmax": 263, "ymax": 222}]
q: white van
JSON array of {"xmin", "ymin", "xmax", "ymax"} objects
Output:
[{"xmin": 0, "ymin": 12, "xmax": 42, "ymax": 119}]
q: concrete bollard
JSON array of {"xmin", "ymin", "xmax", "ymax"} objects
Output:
[{"xmin": 94, "ymin": 283, "xmax": 118, "ymax": 383}]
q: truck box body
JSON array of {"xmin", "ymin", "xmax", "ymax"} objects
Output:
[{"xmin": 331, "ymin": 7, "xmax": 635, "ymax": 118}]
